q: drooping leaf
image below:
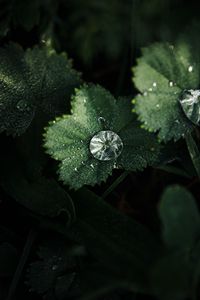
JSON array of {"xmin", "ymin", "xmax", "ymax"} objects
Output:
[
  {"xmin": 132, "ymin": 29, "xmax": 200, "ymax": 141},
  {"xmin": 68, "ymin": 188, "xmax": 162, "ymax": 292},
  {"xmin": 44, "ymin": 84, "xmax": 161, "ymax": 189},
  {"xmin": 159, "ymin": 185, "xmax": 200, "ymax": 249},
  {"xmin": 0, "ymin": 43, "xmax": 81, "ymax": 135},
  {"xmin": 0, "ymin": 152, "xmax": 76, "ymax": 224}
]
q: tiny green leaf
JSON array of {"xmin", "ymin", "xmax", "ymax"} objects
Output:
[
  {"xmin": 159, "ymin": 185, "xmax": 200, "ymax": 249},
  {"xmin": 44, "ymin": 85, "xmax": 161, "ymax": 189},
  {"xmin": 0, "ymin": 43, "xmax": 81, "ymax": 135}
]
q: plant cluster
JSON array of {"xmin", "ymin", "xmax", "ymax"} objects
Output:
[{"xmin": 0, "ymin": 1, "xmax": 200, "ymax": 300}]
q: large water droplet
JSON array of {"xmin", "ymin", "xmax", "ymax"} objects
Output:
[
  {"xmin": 89, "ymin": 130, "xmax": 123, "ymax": 161},
  {"xmin": 179, "ymin": 89, "xmax": 200, "ymax": 125}
]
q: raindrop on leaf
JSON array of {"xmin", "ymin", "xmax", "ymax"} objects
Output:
[{"xmin": 89, "ymin": 130, "xmax": 123, "ymax": 161}]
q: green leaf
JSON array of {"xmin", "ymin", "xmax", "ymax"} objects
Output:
[
  {"xmin": 27, "ymin": 239, "xmax": 76, "ymax": 296},
  {"xmin": 150, "ymin": 250, "xmax": 193, "ymax": 300},
  {"xmin": 159, "ymin": 185, "xmax": 200, "ymax": 249},
  {"xmin": 0, "ymin": 153, "xmax": 76, "ymax": 224},
  {"xmin": 68, "ymin": 188, "xmax": 162, "ymax": 292},
  {"xmin": 132, "ymin": 35, "xmax": 200, "ymax": 141},
  {"xmin": 44, "ymin": 84, "xmax": 161, "ymax": 189},
  {"xmin": 0, "ymin": 43, "xmax": 81, "ymax": 135}
]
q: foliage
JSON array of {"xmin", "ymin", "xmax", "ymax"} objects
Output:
[{"xmin": 0, "ymin": 1, "xmax": 200, "ymax": 300}]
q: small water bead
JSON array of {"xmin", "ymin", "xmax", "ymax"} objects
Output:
[
  {"xmin": 89, "ymin": 130, "xmax": 123, "ymax": 161},
  {"xmin": 179, "ymin": 89, "xmax": 200, "ymax": 125},
  {"xmin": 153, "ymin": 82, "xmax": 157, "ymax": 87},
  {"xmin": 188, "ymin": 65, "xmax": 193, "ymax": 72},
  {"xmin": 143, "ymin": 91, "xmax": 148, "ymax": 96},
  {"xmin": 16, "ymin": 100, "xmax": 30, "ymax": 112},
  {"xmin": 52, "ymin": 265, "xmax": 58, "ymax": 271},
  {"xmin": 168, "ymin": 81, "xmax": 174, "ymax": 87},
  {"xmin": 90, "ymin": 163, "xmax": 95, "ymax": 169},
  {"xmin": 98, "ymin": 116, "xmax": 106, "ymax": 125}
]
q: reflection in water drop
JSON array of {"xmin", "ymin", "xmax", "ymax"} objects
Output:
[
  {"xmin": 179, "ymin": 89, "xmax": 200, "ymax": 125},
  {"xmin": 89, "ymin": 130, "xmax": 123, "ymax": 161}
]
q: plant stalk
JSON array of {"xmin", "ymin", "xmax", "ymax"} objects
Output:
[{"xmin": 185, "ymin": 134, "xmax": 200, "ymax": 179}]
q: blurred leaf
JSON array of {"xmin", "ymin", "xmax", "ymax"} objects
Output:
[
  {"xmin": 159, "ymin": 185, "xmax": 200, "ymax": 249},
  {"xmin": 1, "ymin": 153, "xmax": 76, "ymax": 224},
  {"xmin": 150, "ymin": 250, "xmax": 192, "ymax": 300},
  {"xmin": 68, "ymin": 188, "xmax": 162, "ymax": 292}
]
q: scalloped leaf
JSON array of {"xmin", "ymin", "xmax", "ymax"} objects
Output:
[
  {"xmin": 44, "ymin": 85, "xmax": 161, "ymax": 189},
  {"xmin": 0, "ymin": 43, "xmax": 81, "ymax": 135},
  {"xmin": 27, "ymin": 239, "xmax": 77, "ymax": 296},
  {"xmin": 132, "ymin": 37, "xmax": 200, "ymax": 141}
]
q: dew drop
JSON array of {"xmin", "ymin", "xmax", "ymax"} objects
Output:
[
  {"xmin": 52, "ymin": 265, "xmax": 58, "ymax": 271},
  {"xmin": 143, "ymin": 91, "xmax": 148, "ymax": 96},
  {"xmin": 148, "ymin": 88, "xmax": 153, "ymax": 92},
  {"xmin": 156, "ymin": 104, "xmax": 160, "ymax": 108},
  {"xmin": 188, "ymin": 65, "xmax": 193, "ymax": 72},
  {"xmin": 179, "ymin": 89, "xmax": 200, "ymax": 125},
  {"xmin": 168, "ymin": 81, "xmax": 174, "ymax": 87},
  {"xmin": 113, "ymin": 162, "xmax": 119, "ymax": 169},
  {"xmin": 16, "ymin": 100, "xmax": 30, "ymax": 112},
  {"xmin": 98, "ymin": 116, "xmax": 106, "ymax": 125},
  {"xmin": 90, "ymin": 163, "xmax": 94, "ymax": 169},
  {"xmin": 74, "ymin": 167, "xmax": 78, "ymax": 172},
  {"xmin": 89, "ymin": 130, "xmax": 123, "ymax": 161},
  {"xmin": 153, "ymin": 82, "xmax": 157, "ymax": 87}
]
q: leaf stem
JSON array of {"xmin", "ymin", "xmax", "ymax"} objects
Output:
[
  {"xmin": 6, "ymin": 229, "xmax": 37, "ymax": 300},
  {"xmin": 102, "ymin": 171, "xmax": 129, "ymax": 199},
  {"xmin": 185, "ymin": 134, "xmax": 200, "ymax": 179}
]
